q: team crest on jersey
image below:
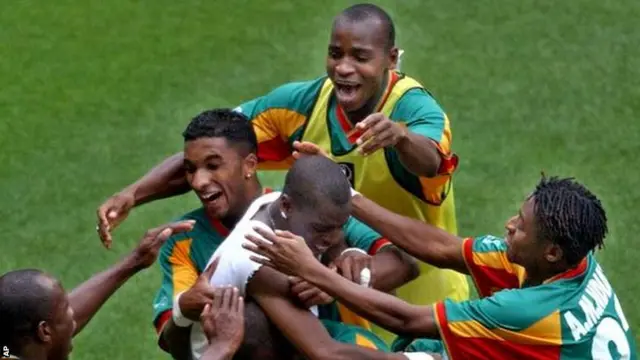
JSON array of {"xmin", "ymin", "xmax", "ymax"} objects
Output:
[{"xmin": 338, "ymin": 162, "xmax": 355, "ymax": 187}]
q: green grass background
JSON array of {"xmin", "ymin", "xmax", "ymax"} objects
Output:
[{"xmin": 1, "ymin": 0, "xmax": 638, "ymax": 358}]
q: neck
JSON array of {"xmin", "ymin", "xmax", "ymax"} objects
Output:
[
  {"xmin": 15, "ymin": 344, "xmax": 48, "ymax": 360},
  {"xmin": 345, "ymin": 70, "xmax": 389, "ymax": 123},
  {"xmin": 523, "ymin": 263, "xmax": 571, "ymax": 287},
  {"xmin": 218, "ymin": 181, "xmax": 263, "ymax": 229}
]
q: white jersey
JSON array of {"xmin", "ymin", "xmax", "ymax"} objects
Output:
[{"xmin": 189, "ymin": 191, "xmax": 318, "ymax": 359}]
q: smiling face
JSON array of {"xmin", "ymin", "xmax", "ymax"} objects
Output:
[
  {"xmin": 183, "ymin": 137, "xmax": 258, "ymax": 220},
  {"xmin": 326, "ymin": 16, "xmax": 397, "ymax": 112}
]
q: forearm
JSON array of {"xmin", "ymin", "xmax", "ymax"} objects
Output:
[
  {"xmin": 69, "ymin": 254, "xmax": 142, "ymax": 335},
  {"xmin": 351, "ymin": 195, "xmax": 466, "ymax": 273},
  {"xmin": 124, "ymin": 152, "xmax": 191, "ymax": 206},
  {"xmin": 305, "ymin": 262, "xmax": 437, "ymax": 338},
  {"xmin": 371, "ymin": 247, "xmax": 419, "ymax": 292},
  {"xmin": 201, "ymin": 342, "xmax": 236, "ymax": 360},
  {"xmin": 393, "ymin": 133, "xmax": 441, "ymax": 177}
]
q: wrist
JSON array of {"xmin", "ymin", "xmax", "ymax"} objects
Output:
[
  {"xmin": 172, "ymin": 291, "xmax": 194, "ymax": 327},
  {"xmin": 120, "ymin": 253, "xmax": 145, "ymax": 275}
]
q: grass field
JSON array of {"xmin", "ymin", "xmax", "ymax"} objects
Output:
[{"xmin": 1, "ymin": 0, "xmax": 639, "ymax": 358}]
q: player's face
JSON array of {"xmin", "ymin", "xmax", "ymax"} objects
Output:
[
  {"xmin": 504, "ymin": 196, "xmax": 545, "ymax": 268},
  {"xmin": 46, "ymin": 280, "xmax": 76, "ymax": 360},
  {"xmin": 184, "ymin": 137, "xmax": 258, "ymax": 220},
  {"xmin": 326, "ymin": 18, "xmax": 397, "ymax": 113},
  {"xmin": 286, "ymin": 201, "xmax": 349, "ymax": 257}
]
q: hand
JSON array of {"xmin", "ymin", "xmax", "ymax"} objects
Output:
[
  {"xmin": 179, "ymin": 258, "xmax": 220, "ymax": 321},
  {"xmin": 354, "ymin": 113, "xmax": 408, "ymax": 156},
  {"xmin": 292, "ymin": 141, "xmax": 329, "ymax": 160},
  {"xmin": 131, "ymin": 220, "xmax": 196, "ymax": 269},
  {"xmin": 97, "ymin": 191, "xmax": 136, "ymax": 249},
  {"xmin": 331, "ymin": 249, "xmax": 374, "ymax": 287},
  {"xmin": 289, "ymin": 276, "xmax": 334, "ymax": 307},
  {"xmin": 242, "ymin": 227, "xmax": 317, "ymax": 278},
  {"xmin": 201, "ymin": 286, "xmax": 245, "ymax": 353}
]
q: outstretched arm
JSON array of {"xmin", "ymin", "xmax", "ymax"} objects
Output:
[
  {"xmin": 351, "ymin": 194, "xmax": 467, "ymax": 274},
  {"xmin": 247, "ymin": 267, "xmax": 409, "ymax": 360},
  {"xmin": 70, "ymin": 221, "xmax": 195, "ymax": 336},
  {"xmin": 244, "ymin": 228, "xmax": 440, "ymax": 339}
]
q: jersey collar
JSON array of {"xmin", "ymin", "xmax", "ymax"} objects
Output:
[{"xmin": 543, "ymin": 256, "xmax": 589, "ymax": 284}]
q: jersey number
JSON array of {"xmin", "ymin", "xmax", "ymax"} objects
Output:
[{"xmin": 591, "ymin": 295, "xmax": 631, "ymax": 359}]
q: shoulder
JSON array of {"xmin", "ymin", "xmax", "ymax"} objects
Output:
[
  {"xmin": 238, "ymin": 77, "xmax": 327, "ymax": 116},
  {"xmin": 468, "ymin": 235, "xmax": 508, "ymax": 253}
]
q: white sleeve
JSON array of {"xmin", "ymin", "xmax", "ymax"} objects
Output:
[{"xmin": 209, "ymin": 220, "xmax": 273, "ymax": 295}]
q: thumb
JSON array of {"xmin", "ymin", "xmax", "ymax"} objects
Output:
[
  {"xmin": 201, "ymin": 257, "xmax": 220, "ymax": 280},
  {"xmin": 108, "ymin": 210, "xmax": 118, "ymax": 219}
]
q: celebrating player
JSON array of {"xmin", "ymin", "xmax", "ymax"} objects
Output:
[
  {"xmin": 0, "ymin": 221, "xmax": 245, "ymax": 360},
  {"xmin": 153, "ymin": 109, "xmax": 419, "ymax": 359},
  {"xmin": 96, "ymin": 4, "xmax": 470, "ymax": 335},
  {"xmin": 185, "ymin": 154, "xmax": 434, "ymax": 360},
  {"xmin": 244, "ymin": 176, "xmax": 637, "ymax": 359}
]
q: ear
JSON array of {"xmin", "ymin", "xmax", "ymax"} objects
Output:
[
  {"xmin": 544, "ymin": 243, "xmax": 563, "ymax": 264},
  {"xmin": 36, "ymin": 320, "xmax": 53, "ymax": 344},
  {"xmin": 279, "ymin": 194, "xmax": 292, "ymax": 217},
  {"xmin": 388, "ymin": 46, "xmax": 399, "ymax": 70},
  {"xmin": 243, "ymin": 153, "xmax": 258, "ymax": 179}
]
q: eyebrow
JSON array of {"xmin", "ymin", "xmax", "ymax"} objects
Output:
[{"xmin": 204, "ymin": 154, "xmax": 222, "ymax": 161}]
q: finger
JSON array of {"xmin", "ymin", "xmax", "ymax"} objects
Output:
[
  {"xmin": 292, "ymin": 151, "xmax": 302, "ymax": 160},
  {"xmin": 359, "ymin": 131, "xmax": 393, "ymax": 155},
  {"xmin": 213, "ymin": 287, "xmax": 225, "ymax": 310},
  {"xmin": 291, "ymin": 279, "xmax": 313, "ymax": 295},
  {"xmin": 247, "ymin": 226, "xmax": 279, "ymax": 244},
  {"xmin": 248, "ymin": 255, "xmax": 272, "ymax": 267},
  {"xmin": 351, "ymin": 259, "xmax": 364, "ymax": 285},
  {"xmin": 201, "ymin": 303, "xmax": 212, "ymax": 318},
  {"xmin": 356, "ymin": 113, "xmax": 384, "ymax": 131},
  {"xmin": 97, "ymin": 224, "xmax": 113, "ymax": 249},
  {"xmin": 236, "ymin": 295, "xmax": 244, "ymax": 314},
  {"xmin": 339, "ymin": 257, "xmax": 354, "ymax": 282},
  {"xmin": 154, "ymin": 228, "xmax": 174, "ymax": 245},
  {"xmin": 230, "ymin": 287, "xmax": 239, "ymax": 312},
  {"xmin": 244, "ymin": 233, "xmax": 272, "ymax": 249},
  {"xmin": 288, "ymin": 276, "xmax": 304, "ymax": 286},
  {"xmin": 273, "ymin": 229, "xmax": 298, "ymax": 239},
  {"xmin": 166, "ymin": 220, "xmax": 197, "ymax": 234},
  {"xmin": 202, "ymin": 257, "xmax": 221, "ymax": 280},
  {"xmin": 221, "ymin": 287, "xmax": 233, "ymax": 310},
  {"xmin": 297, "ymin": 287, "xmax": 321, "ymax": 303}
]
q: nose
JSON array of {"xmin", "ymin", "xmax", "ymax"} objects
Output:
[
  {"xmin": 335, "ymin": 58, "xmax": 356, "ymax": 77},
  {"xmin": 191, "ymin": 169, "xmax": 211, "ymax": 191},
  {"xmin": 505, "ymin": 216, "xmax": 516, "ymax": 233}
]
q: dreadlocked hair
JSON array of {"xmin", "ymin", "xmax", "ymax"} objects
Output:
[{"xmin": 532, "ymin": 175, "xmax": 608, "ymax": 266}]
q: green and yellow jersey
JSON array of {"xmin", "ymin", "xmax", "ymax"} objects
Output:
[
  {"xmin": 152, "ymin": 190, "xmax": 394, "ymax": 347},
  {"xmin": 423, "ymin": 235, "xmax": 636, "ymax": 359},
  {"xmin": 235, "ymin": 71, "xmax": 469, "ymax": 341}
]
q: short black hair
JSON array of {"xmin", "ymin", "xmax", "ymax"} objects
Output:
[
  {"xmin": 182, "ymin": 109, "xmax": 258, "ymax": 155},
  {"xmin": 532, "ymin": 176, "xmax": 608, "ymax": 266},
  {"xmin": 0, "ymin": 269, "xmax": 55, "ymax": 353},
  {"xmin": 233, "ymin": 301, "xmax": 298, "ymax": 360},
  {"xmin": 282, "ymin": 155, "xmax": 351, "ymax": 210},
  {"xmin": 337, "ymin": 3, "xmax": 396, "ymax": 49}
]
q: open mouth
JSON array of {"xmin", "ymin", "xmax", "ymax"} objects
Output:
[
  {"xmin": 335, "ymin": 83, "xmax": 361, "ymax": 98},
  {"xmin": 200, "ymin": 191, "xmax": 223, "ymax": 203}
]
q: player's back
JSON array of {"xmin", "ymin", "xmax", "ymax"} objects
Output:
[{"xmin": 555, "ymin": 254, "xmax": 636, "ymax": 359}]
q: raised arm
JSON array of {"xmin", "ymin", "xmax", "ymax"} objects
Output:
[
  {"xmin": 97, "ymin": 152, "xmax": 190, "ymax": 247},
  {"xmin": 350, "ymin": 194, "xmax": 467, "ymax": 274},
  {"xmin": 69, "ymin": 221, "xmax": 194, "ymax": 336},
  {"xmin": 247, "ymin": 267, "xmax": 409, "ymax": 360}
]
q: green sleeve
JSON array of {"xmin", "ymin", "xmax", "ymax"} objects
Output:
[
  {"xmin": 390, "ymin": 88, "xmax": 446, "ymax": 143},
  {"xmin": 342, "ymin": 216, "xmax": 384, "ymax": 253}
]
